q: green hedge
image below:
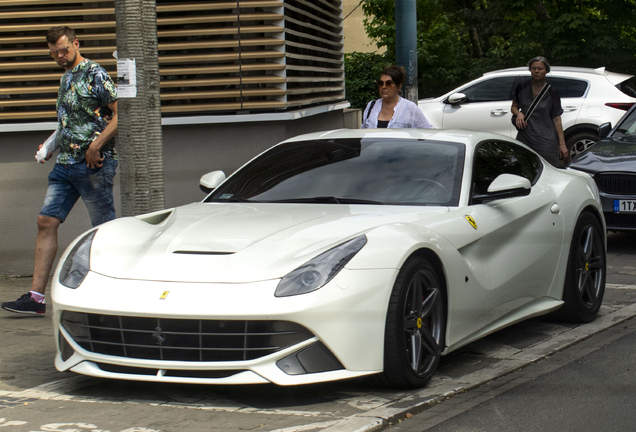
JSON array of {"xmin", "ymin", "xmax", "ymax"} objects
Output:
[{"xmin": 344, "ymin": 52, "xmax": 391, "ymax": 109}]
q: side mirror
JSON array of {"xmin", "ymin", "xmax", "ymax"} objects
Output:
[
  {"xmin": 447, "ymin": 93, "xmax": 468, "ymax": 105},
  {"xmin": 199, "ymin": 170, "xmax": 226, "ymax": 193},
  {"xmin": 472, "ymin": 173, "xmax": 531, "ymax": 204},
  {"xmin": 598, "ymin": 122, "xmax": 612, "ymax": 140}
]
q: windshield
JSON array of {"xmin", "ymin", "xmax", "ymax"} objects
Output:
[
  {"xmin": 614, "ymin": 109, "xmax": 636, "ymax": 136},
  {"xmin": 206, "ymin": 138, "xmax": 465, "ymax": 206}
]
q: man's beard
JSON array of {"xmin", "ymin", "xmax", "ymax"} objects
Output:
[{"xmin": 59, "ymin": 52, "xmax": 78, "ymax": 69}]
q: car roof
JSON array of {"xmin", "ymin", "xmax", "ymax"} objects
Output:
[
  {"xmin": 483, "ymin": 66, "xmax": 633, "ymax": 84},
  {"xmin": 281, "ymin": 128, "xmax": 512, "ymax": 148}
]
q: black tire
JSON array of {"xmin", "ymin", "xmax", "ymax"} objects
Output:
[
  {"xmin": 567, "ymin": 132, "xmax": 598, "ymax": 160},
  {"xmin": 556, "ymin": 212, "xmax": 606, "ymax": 323},
  {"xmin": 377, "ymin": 256, "xmax": 446, "ymax": 389}
]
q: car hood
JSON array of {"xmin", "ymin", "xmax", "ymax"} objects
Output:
[
  {"xmin": 569, "ymin": 135, "xmax": 636, "ymax": 172},
  {"xmin": 417, "ymin": 97, "xmax": 437, "ymax": 105},
  {"xmin": 88, "ymin": 202, "xmax": 449, "ymax": 283}
]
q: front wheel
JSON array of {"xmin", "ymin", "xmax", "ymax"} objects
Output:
[
  {"xmin": 567, "ymin": 132, "xmax": 598, "ymax": 159},
  {"xmin": 557, "ymin": 212, "xmax": 606, "ymax": 322},
  {"xmin": 377, "ymin": 256, "xmax": 446, "ymax": 389}
]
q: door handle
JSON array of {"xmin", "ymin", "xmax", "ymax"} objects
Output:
[
  {"xmin": 491, "ymin": 109, "xmax": 509, "ymax": 116},
  {"xmin": 563, "ymin": 106, "xmax": 578, "ymax": 112}
]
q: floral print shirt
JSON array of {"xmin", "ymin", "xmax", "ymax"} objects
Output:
[{"xmin": 56, "ymin": 58, "xmax": 118, "ymax": 164}]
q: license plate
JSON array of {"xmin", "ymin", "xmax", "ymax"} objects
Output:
[{"xmin": 614, "ymin": 199, "xmax": 636, "ymax": 213}]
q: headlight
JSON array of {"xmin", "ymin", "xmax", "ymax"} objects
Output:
[
  {"xmin": 59, "ymin": 230, "xmax": 97, "ymax": 288},
  {"xmin": 275, "ymin": 235, "xmax": 367, "ymax": 297}
]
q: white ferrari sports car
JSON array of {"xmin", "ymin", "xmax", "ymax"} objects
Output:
[{"xmin": 52, "ymin": 129, "xmax": 607, "ymax": 388}]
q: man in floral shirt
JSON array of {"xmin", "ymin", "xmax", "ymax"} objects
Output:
[{"xmin": 2, "ymin": 26, "xmax": 118, "ymax": 314}]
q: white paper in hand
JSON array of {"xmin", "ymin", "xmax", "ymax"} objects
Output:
[{"xmin": 36, "ymin": 129, "xmax": 59, "ymax": 163}]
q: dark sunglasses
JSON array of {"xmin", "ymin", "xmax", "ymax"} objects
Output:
[
  {"xmin": 377, "ymin": 79, "xmax": 394, "ymax": 87},
  {"xmin": 49, "ymin": 43, "xmax": 74, "ymax": 58}
]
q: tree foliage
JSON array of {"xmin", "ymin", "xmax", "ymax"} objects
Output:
[
  {"xmin": 359, "ymin": 0, "xmax": 636, "ymax": 99},
  {"xmin": 344, "ymin": 51, "xmax": 390, "ymax": 109}
]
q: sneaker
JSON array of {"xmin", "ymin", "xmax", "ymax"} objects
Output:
[{"xmin": 1, "ymin": 293, "xmax": 46, "ymax": 315}]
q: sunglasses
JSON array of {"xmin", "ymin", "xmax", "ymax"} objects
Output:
[
  {"xmin": 377, "ymin": 79, "xmax": 395, "ymax": 87},
  {"xmin": 49, "ymin": 45, "xmax": 71, "ymax": 58}
]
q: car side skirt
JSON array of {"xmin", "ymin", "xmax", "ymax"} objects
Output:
[{"xmin": 442, "ymin": 297, "xmax": 563, "ymax": 355}]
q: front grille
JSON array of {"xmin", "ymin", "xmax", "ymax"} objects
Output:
[
  {"xmin": 604, "ymin": 212, "xmax": 636, "ymax": 229},
  {"xmin": 61, "ymin": 312, "xmax": 314, "ymax": 362},
  {"xmin": 596, "ymin": 173, "xmax": 636, "ymax": 195}
]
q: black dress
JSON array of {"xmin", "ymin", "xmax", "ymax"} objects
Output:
[{"xmin": 512, "ymin": 80, "xmax": 564, "ymax": 167}]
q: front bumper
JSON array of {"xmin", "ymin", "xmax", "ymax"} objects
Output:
[{"xmin": 52, "ymin": 268, "xmax": 398, "ymax": 385}]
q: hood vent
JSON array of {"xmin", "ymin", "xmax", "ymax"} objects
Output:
[{"xmin": 137, "ymin": 210, "xmax": 174, "ymax": 225}]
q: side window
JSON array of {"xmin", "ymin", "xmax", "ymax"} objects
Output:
[
  {"xmin": 459, "ymin": 77, "xmax": 517, "ymax": 103},
  {"xmin": 545, "ymin": 77, "xmax": 588, "ymax": 98},
  {"xmin": 471, "ymin": 141, "xmax": 542, "ymax": 200}
]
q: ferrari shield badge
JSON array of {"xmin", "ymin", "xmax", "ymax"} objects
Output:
[
  {"xmin": 160, "ymin": 291, "xmax": 169, "ymax": 300},
  {"xmin": 464, "ymin": 215, "xmax": 478, "ymax": 230}
]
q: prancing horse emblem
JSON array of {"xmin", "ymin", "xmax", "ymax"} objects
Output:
[
  {"xmin": 152, "ymin": 326, "xmax": 165, "ymax": 345},
  {"xmin": 464, "ymin": 215, "xmax": 478, "ymax": 230}
]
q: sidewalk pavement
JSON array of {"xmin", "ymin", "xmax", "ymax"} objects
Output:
[{"xmin": 1, "ymin": 277, "xmax": 636, "ymax": 432}]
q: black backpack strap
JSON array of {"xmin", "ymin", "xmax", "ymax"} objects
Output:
[{"xmin": 365, "ymin": 99, "xmax": 378, "ymax": 121}]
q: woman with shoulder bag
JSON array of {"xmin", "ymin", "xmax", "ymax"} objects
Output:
[
  {"xmin": 361, "ymin": 65, "xmax": 433, "ymax": 129},
  {"xmin": 511, "ymin": 56, "xmax": 568, "ymax": 167}
]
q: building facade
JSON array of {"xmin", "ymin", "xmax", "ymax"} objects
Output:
[{"xmin": 0, "ymin": 0, "xmax": 358, "ymax": 275}]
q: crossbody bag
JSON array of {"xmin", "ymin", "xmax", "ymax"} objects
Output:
[
  {"xmin": 512, "ymin": 83, "xmax": 551, "ymax": 130},
  {"xmin": 365, "ymin": 99, "xmax": 378, "ymax": 122}
]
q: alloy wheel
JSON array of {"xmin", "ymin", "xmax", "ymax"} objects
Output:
[
  {"xmin": 403, "ymin": 269, "xmax": 444, "ymax": 376},
  {"xmin": 576, "ymin": 224, "xmax": 605, "ymax": 310}
]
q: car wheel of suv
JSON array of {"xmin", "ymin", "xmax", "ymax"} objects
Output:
[{"xmin": 567, "ymin": 132, "xmax": 598, "ymax": 159}]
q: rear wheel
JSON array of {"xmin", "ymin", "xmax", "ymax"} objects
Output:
[
  {"xmin": 556, "ymin": 212, "xmax": 606, "ymax": 322},
  {"xmin": 378, "ymin": 256, "xmax": 446, "ymax": 389}
]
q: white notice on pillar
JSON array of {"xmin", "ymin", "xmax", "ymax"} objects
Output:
[{"xmin": 116, "ymin": 58, "xmax": 137, "ymax": 98}]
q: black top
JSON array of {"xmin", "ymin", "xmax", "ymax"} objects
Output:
[
  {"xmin": 512, "ymin": 79, "xmax": 564, "ymax": 167},
  {"xmin": 377, "ymin": 120, "xmax": 390, "ymax": 128}
]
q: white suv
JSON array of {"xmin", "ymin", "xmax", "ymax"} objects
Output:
[{"xmin": 418, "ymin": 66, "xmax": 636, "ymax": 157}]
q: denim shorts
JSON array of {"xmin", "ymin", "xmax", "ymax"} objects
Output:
[{"xmin": 40, "ymin": 159, "xmax": 118, "ymax": 226}]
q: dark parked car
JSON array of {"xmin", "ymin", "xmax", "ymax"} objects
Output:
[{"xmin": 568, "ymin": 105, "xmax": 636, "ymax": 231}]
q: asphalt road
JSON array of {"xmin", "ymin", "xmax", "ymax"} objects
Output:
[
  {"xmin": 389, "ymin": 314, "xmax": 636, "ymax": 432},
  {"xmin": 388, "ymin": 230, "xmax": 636, "ymax": 432},
  {"xmin": 0, "ymin": 231, "xmax": 634, "ymax": 432},
  {"xmin": 606, "ymin": 231, "xmax": 636, "ymax": 285}
]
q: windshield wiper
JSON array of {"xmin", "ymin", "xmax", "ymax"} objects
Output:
[{"xmin": 271, "ymin": 196, "xmax": 384, "ymax": 205}]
